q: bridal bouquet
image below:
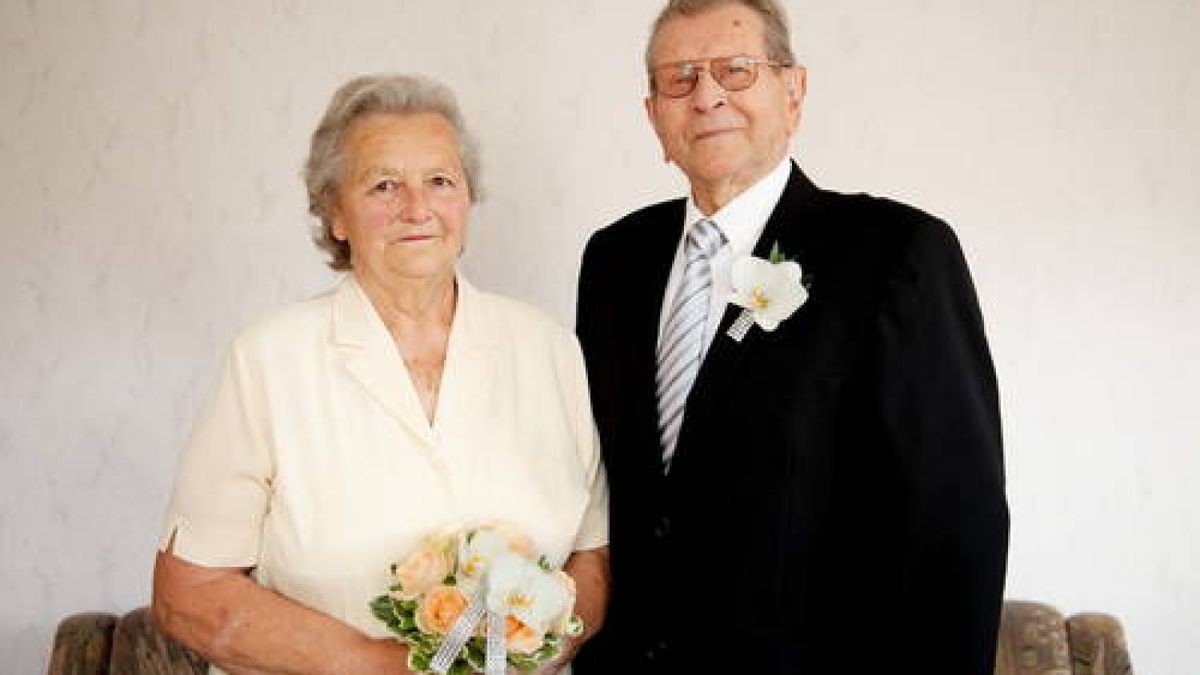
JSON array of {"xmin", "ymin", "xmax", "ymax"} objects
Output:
[{"xmin": 370, "ymin": 523, "xmax": 583, "ymax": 674}]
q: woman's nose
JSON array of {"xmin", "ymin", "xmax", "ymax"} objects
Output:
[{"xmin": 396, "ymin": 186, "xmax": 432, "ymax": 222}]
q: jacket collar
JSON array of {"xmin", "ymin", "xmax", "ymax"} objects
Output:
[{"xmin": 330, "ymin": 270, "xmax": 496, "ymax": 446}]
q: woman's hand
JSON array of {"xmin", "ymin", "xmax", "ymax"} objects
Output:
[{"xmin": 542, "ymin": 546, "xmax": 609, "ymax": 671}]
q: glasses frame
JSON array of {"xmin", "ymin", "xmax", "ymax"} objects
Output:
[{"xmin": 649, "ymin": 55, "xmax": 792, "ymax": 99}]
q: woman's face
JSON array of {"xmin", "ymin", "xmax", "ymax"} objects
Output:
[{"xmin": 332, "ymin": 112, "xmax": 471, "ymax": 286}]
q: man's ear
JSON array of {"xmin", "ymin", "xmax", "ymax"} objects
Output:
[
  {"xmin": 788, "ymin": 66, "xmax": 807, "ymax": 104},
  {"xmin": 786, "ymin": 65, "xmax": 807, "ymax": 130}
]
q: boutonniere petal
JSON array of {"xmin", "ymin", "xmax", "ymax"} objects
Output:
[{"xmin": 726, "ymin": 243, "xmax": 808, "ymax": 342}]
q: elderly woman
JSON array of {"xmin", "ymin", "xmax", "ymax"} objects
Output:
[{"xmin": 152, "ymin": 74, "xmax": 609, "ymax": 675}]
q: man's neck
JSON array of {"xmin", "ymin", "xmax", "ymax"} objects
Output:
[{"xmin": 689, "ymin": 155, "xmax": 789, "ymax": 215}]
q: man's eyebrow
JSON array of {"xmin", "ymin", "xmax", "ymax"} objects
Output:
[{"xmin": 352, "ymin": 165, "xmax": 401, "ymax": 180}]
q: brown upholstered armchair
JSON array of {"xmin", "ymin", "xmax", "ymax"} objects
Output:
[
  {"xmin": 47, "ymin": 607, "xmax": 205, "ymax": 675},
  {"xmin": 47, "ymin": 600, "xmax": 1132, "ymax": 674},
  {"xmin": 994, "ymin": 601, "xmax": 1133, "ymax": 674}
]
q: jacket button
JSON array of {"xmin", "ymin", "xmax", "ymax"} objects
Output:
[
  {"xmin": 653, "ymin": 515, "xmax": 671, "ymax": 539},
  {"xmin": 644, "ymin": 638, "xmax": 668, "ymax": 661}
]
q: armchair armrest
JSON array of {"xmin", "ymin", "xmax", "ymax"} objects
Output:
[
  {"xmin": 994, "ymin": 600, "xmax": 1071, "ymax": 674},
  {"xmin": 47, "ymin": 612, "xmax": 117, "ymax": 675},
  {"xmin": 1066, "ymin": 612, "xmax": 1132, "ymax": 675},
  {"xmin": 110, "ymin": 607, "xmax": 208, "ymax": 675}
]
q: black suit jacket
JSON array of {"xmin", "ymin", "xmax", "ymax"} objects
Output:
[{"xmin": 574, "ymin": 163, "xmax": 1009, "ymax": 674}]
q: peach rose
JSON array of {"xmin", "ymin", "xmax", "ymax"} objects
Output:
[
  {"xmin": 391, "ymin": 543, "xmax": 454, "ymax": 601},
  {"xmin": 504, "ymin": 615, "xmax": 545, "ymax": 655},
  {"xmin": 415, "ymin": 585, "xmax": 470, "ymax": 635}
]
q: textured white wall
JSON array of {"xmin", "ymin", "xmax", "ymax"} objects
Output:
[{"xmin": 2, "ymin": 1, "xmax": 1196, "ymax": 672}]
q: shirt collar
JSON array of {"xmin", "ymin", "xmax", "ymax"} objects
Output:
[{"xmin": 683, "ymin": 156, "xmax": 792, "ymax": 256}]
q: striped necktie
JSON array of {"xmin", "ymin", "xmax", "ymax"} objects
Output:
[{"xmin": 656, "ymin": 218, "xmax": 724, "ymax": 472}]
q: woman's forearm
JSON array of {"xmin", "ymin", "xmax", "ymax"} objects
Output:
[{"xmin": 152, "ymin": 551, "xmax": 411, "ymax": 675}]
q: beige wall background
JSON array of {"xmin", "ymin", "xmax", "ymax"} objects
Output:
[{"xmin": 2, "ymin": 0, "xmax": 1197, "ymax": 672}]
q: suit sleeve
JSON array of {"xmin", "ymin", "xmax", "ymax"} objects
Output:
[
  {"xmin": 875, "ymin": 218, "xmax": 1009, "ymax": 674},
  {"xmin": 570, "ymin": 231, "xmax": 619, "ymax": 675}
]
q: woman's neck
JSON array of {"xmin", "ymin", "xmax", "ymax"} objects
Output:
[{"xmin": 355, "ymin": 268, "xmax": 457, "ymax": 336}]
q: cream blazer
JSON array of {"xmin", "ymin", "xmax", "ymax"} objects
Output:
[{"xmin": 160, "ymin": 274, "xmax": 608, "ymax": 645}]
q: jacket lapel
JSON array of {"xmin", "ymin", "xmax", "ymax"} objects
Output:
[
  {"xmin": 431, "ymin": 275, "xmax": 499, "ymax": 437},
  {"xmin": 331, "ymin": 275, "xmax": 437, "ymax": 448},
  {"xmin": 674, "ymin": 163, "xmax": 819, "ymax": 460},
  {"xmin": 629, "ymin": 201, "xmax": 688, "ymax": 468}
]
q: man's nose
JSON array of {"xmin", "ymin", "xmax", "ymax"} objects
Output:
[{"xmin": 689, "ymin": 69, "xmax": 727, "ymax": 111}]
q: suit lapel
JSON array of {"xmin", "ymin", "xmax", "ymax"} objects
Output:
[
  {"xmin": 332, "ymin": 275, "xmax": 437, "ymax": 448},
  {"xmin": 627, "ymin": 201, "xmax": 688, "ymax": 468},
  {"xmin": 674, "ymin": 163, "xmax": 819, "ymax": 460}
]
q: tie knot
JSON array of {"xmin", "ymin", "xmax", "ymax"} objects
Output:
[{"xmin": 685, "ymin": 219, "xmax": 724, "ymax": 262}]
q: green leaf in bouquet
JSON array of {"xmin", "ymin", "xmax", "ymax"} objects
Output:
[
  {"xmin": 389, "ymin": 581, "xmax": 405, "ymax": 593},
  {"xmin": 464, "ymin": 638, "xmax": 486, "ymax": 670},
  {"xmin": 540, "ymin": 630, "xmax": 569, "ymax": 663},
  {"xmin": 565, "ymin": 614, "xmax": 585, "ymax": 637},
  {"xmin": 369, "ymin": 595, "xmax": 396, "ymax": 623},
  {"xmin": 531, "ymin": 639, "xmax": 562, "ymax": 664},
  {"xmin": 397, "ymin": 598, "xmax": 419, "ymax": 613},
  {"xmin": 408, "ymin": 645, "xmax": 434, "ymax": 673},
  {"xmin": 507, "ymin": 651, "xmax": 542, "ymax": 672},
  {"xmin": 442, "ymin": 574, "xmax": 456, "ymax": 585},
  {"xmin": 410, "ymin": 632, "xmax": 437, "ymax": 652},
  {"xmin": 447, "ymin": 659, "xmax": 473, "ymax": 675},
  {"xmin": 536, "ymin": 555, "xmax": 552, "ymax": 572}
]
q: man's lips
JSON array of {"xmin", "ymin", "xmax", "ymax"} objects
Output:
[{"xmin": 692, "ymin": 127, "xmax": 736, "ymax": 141}]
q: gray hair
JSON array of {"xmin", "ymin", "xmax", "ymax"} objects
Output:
[
  {"xmin": 303, "ymin": 73, "xmax": 482, "ymax": 271},
  {"xmin": 645, "ymin": 0, "xmax": 796, "ymax": 85}
]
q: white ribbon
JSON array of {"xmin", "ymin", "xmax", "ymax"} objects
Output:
[
  {"xmin": 430, "ymin": 588, "xmax": 508, "ymax": 675},
  {"xmin": 726, "ymin": 308, "xmax": 756, "ymax": 342},
  {"xmin": 486, "ymin": 608, "xmax": 507, "ymax": 674}
]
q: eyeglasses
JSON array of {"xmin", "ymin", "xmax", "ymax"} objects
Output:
[{"xmin": 650, "ymin": 55, "xmax": 790, "ymax": 98}]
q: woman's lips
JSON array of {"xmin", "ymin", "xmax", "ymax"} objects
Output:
[{"xmin": 392, "ymin": 233, "xmax": 437, "ymax": 244}]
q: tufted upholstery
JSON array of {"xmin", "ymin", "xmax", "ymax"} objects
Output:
[
  {"xmin": 48, "ymin": 607, "xmax": 206, "ymax": 675},
  {"xmin": 993, "ymin": 601, "xmax": 1133, "ymax": 674},
  {"xmin": 48, "ymin": 600, "xmax": 1132, "ymax": 674}
]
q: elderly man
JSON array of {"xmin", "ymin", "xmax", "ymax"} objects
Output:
[{"xmin": 573, "ymin": 1, "xmax": 1009, "ymax": 672}]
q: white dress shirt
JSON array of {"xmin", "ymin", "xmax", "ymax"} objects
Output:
[{"xmin": 657, "ymin": 156, "xmax": 793, "ymax": 358}]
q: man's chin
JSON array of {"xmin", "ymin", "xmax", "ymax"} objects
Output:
[{"xmin": 682, "ymin": 158, "xmax": 749, "ymax": 186}]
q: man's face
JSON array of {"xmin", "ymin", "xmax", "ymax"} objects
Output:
[{"xmin": 645, "ymin": 4, "xmax": 804, "ymax": 207}]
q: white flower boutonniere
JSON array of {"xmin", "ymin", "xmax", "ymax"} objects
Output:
[{"xmin": 726, "ymin": 242, "xmax": 808, "ymax": 342}]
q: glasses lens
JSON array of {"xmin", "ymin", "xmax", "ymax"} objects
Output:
[
  {"xmin": 656, "ymin": 64, "xmax": 697, "ymax": 98},
  {"xmin": 714, "ymin": 56, "xmax": 757, "ymax": 92}
]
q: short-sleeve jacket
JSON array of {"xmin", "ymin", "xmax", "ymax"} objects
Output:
[{"xmin": 161, "ymin": 274, "xmax": 608, "ymax": 644}]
